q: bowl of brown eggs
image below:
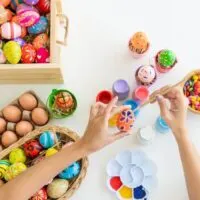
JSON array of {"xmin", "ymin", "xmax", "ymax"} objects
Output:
[{"xmin": 0, "ymin": 91, "xmax": 50, "ymax": 150}]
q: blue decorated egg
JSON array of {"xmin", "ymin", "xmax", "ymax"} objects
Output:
[
  {"xmin": 59, "ymin": 162, "xmax": 81, "ymax": 180},
  {"xmin": 39, "ymin": 131, "xmax": 58, "ymax": 149},
  {"xmin": 28, "ymin": 16, "xmax": 48, "ymax": 35}
]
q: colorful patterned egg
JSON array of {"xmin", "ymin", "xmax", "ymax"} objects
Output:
[
  {"xmin": 10, "ymin": 0, "xmax": 24, "ymax": 10},
  {"xmin": 59, "ymin": 162, "xmax": 81, "ymax": 180},
  {"xmin": 16, "ymin": 3, "xmax": 38, "ymax": 14},
  {"xmin": 39, "ymin": 131, "xmax": 58, "ymax": 149},
  {"xmin": 35, "ymin": 47, "xmax": 49, "ymax": 63},
  {"xmin": 0, "ymin": 22, "xmax": 21, "ymax": 39},
  {"xmin": 4, "ymin": 162, "xmax": 27, "ymax": 181},
  {"xmin": 36, "ymin": 0, "xmax": 50, "ymax": 14},
  {"xmin": 1, "ymin": 0, "xmax": 11, "ymax": 7},
  {"xmin": 23, "ymin": 139, "xmax": 43, "ymax": 158},
  {"xmin": 31, "ymin": 188, "xmax": 47, "ymax": 200},
  {"xmin": 0, "ymin": 160, "xmax": 11, "ymax": 179},
  {"xmin": 11, "ymin": 16, "xmax": 27, "ymax": 38},
  {"xmin": 0, "ymin": 49, "xmax": 6, "ymax": 63},
  {"xmin": 117, "ymin": 109, "xmax": 135, "ymax": 132},
  {"xmin": 24, "ymin": 0, "xmax": 39, "ymax": 5},
  {"xmin": 28, "ymin": 16, "xmax": 48, "ymax": 34},
  {"xmin": 9, "ymin": 148, "xmax": 27, "ymax": 164},
  {"xmin": 21, "ymin": 44, "xmax": 36, "ymax": 63},
  {"xmin": 14, "ymin": 37, "xmax": 26, "ymax": 46},
  {"xmin": 3, "ymin": 41, "xmax": 21, "ymax": 64},
  {"xmin": 32, "ymin": 33, "xmax": 48, "ymax": 50}
]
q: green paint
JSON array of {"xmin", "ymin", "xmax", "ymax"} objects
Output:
[{"xmin": 158, "ymin": 50, "xmax": 176, "ymax": 68}]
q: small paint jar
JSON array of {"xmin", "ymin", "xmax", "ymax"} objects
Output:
[
  {"xmin": 133, "ymin": 86, "xmax": 149, "ymax": 103},
  {"xmin": 123, "ymin": 99, "xmax": 140, "ymax": 117},
  {"xmin": 137, "ymin": 126, "xmax": 155, "ymax": 145},
  {"xmin": 112, "ymin": 79, "xmax": 130, "ymax": 100},
  {"xmin": 96, "ymin": 90, "xmax": 113, "ymax": 104},
  {"xmin": 155, "ymin": 116, "xmax": 170, "ymax": 133}
]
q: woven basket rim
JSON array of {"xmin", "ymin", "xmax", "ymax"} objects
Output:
[{"xmin": 0, "ymin": 125, "xmax": 89, "ymax": 200}]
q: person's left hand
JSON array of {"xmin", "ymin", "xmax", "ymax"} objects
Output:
[{"xmin": 80, "ymin": 97, "xmax": 131, "ymax": 154}]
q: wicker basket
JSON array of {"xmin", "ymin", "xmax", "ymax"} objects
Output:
[{"xmin": 0, "ymin": 125, "xmax": 89, "ymax": 200}]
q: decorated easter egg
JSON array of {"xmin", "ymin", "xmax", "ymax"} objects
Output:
[
  {"xmin": 28, "ymin": 16, "xmax": 48, "ymax": 34},
  {"xmin": 21, "ymin": 44, "xmax": 36, "ymax": 63},
  {"xmin": 9, "ymin": 148, "xmax": 26, "ymax": 164},
  {"xmin": 36, "ymin": 0, "xmax": 50, "ymax": 14},
  {"xmin": 0, "ymin": 160, "xmax": 11, "ymax": 179},
  {"xmin": 24, "ymin": 0, "xmax": 39, "ymax": 5},
  {"xmin": 45, "ymin": 148, "xmax": 58, "ymax": 157},
  {"xmin": 3, "ymin": 41, "xmax": 21, "ymax": 64},
  {"xmin": 59, "ymin": 162, "xmax": 81, "ymax": 180},
  {"xmin": 0, "ymin": 49, "xmax": 6, "ymax": 63},
  {"xmin": 35, "ymin": 47, "xmax": 49, "ymax": 63},
  {"xmin": 23, "ymin": 139, "xmax": 43, "ymax": 158},
  {"xmin": 47, "ymin": 179, "xmax": 69, "ymax": 199},
  {"xmin": 14, "ymin": 37, "xmax": 26, "ymax": 47},
  {"xmin": 4, "ymin": 162, "xmax": 27, "ymax": 181},
  {"xmin": 1, "ymin": 0, "xmax": 11, "ymax": 7},
  {"xmin": 16, "ymin": 3, "xmax": 38, "ymax": 14},
  {"xmin": 39, "ymin": 131, "xmax": 57, "ymax": 149},
  {"xmin": 117, "ymin": 109, "xmax": 135, "ymax": 132},
  {"xmin": 1, "ymin": 22, "xmax": 21, "ymax": 39},
  {"xmin": 32, "ymin": 33, "xmax": 48, "ymax": 50},
  {"xmin": 10, "ymin": 0, "xmax": 24, "ymax": 10},
  {"xmin": 11, "ymin": 15, "xmax": 27, "ymax": 38},
  {"xmin": 31, "ymin": 188, "xmax": 47, "ymax": 200}
]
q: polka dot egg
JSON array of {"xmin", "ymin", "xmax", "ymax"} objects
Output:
[
  {"xmin": 21, "ymin": 44, "xmax": 36, "ymax": 63},
  {"xmin": 28, "ymin": 16, "xmax": 48, "ymax": 34},
  {"xmin": 39, "ymin": 131, "xmax": 58, "ymax": 149},
  {"xmin": 36, "ymin": 47, "xmax": 49, "ymax": 63}
]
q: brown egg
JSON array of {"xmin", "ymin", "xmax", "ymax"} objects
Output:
[
  {"xmin": 0, "ymin": 180, "xmax": 4, "ymax": 187},
  {"xmin": 1, "ymin": 131, "xmax": 18, "ymax": 147},
  {"xmin": 31, "ymin": 108, "xmax": 49, "ymax": 126},
  {"xmin": 3, "ymin": 105, "xmax": 22, "ymax": 123},
  {"xmin": 19, "ymin": 93, "xmax": 38, "ymax": 111},
  {"xmin": 0, "ymin": 118, "xmax": 6, "ymax": 134},
  {"xmin": 16, "ymin": 121, "xmax": 33, "ymax": 136}
]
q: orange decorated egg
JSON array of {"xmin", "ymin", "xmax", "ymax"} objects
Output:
[
  {"xmin": 0, "ymin": 22, "xmax": 21, "ymax": 39},
  {"xmin": 21, "ymin": 44, "xmax": 36, "ymax": 63},
  {"xmin": 31, "ymin": 188, "xmax": 47, "ymax": 200},
  {"xmin": 32, "ymin": 33, "xmax": 48, "ymax": 50},
  {"xmin": 1, "ymin": 0, "xmax": 11, "ymax": 7}
]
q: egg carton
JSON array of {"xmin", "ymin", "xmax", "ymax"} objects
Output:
[{"xmin": 0, "ymin": 90, "xmax": 50, "ymax": 150}]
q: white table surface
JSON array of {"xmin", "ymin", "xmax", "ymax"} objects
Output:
[{"xmin": 1, "ymin": 0, "xmax": 200, "ymax": 199}]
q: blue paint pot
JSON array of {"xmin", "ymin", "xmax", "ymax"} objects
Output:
[
  {"xmin": 134, "ymin": 185, "xmax": 147, "ymax": 199},
  {"xmin": 155, "ymin": 116, "xmax": 170, "ymax": 134},
  {"xmin": 123, "ymin": 99, "xmax": 140, "ymax": 117}
]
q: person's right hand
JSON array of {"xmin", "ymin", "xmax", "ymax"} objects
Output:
[{"xmin": 156, "ymin": 87, "xmax": 189, "ymax": 140}]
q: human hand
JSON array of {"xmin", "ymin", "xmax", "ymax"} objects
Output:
[
  {"xmin": 80, "ymin": 97, "xmax": 131, "ymax": 154},
  {"xmin": 156, "ymin": 87, "xmax": 189, "ymax": 140}
]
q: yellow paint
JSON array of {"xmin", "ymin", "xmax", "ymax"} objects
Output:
[
  {"xmin": 109, "ymin": 113, "xmax": 119, "ymax": 127},
  {"xmin": 118, "ymin": 185, "xmax": 132, "ymax": 199}
]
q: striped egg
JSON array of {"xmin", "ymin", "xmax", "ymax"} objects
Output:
[
  {"xmin": 11, "ymin": 15, "xmax": 27, "ymax": 38},
  {"xmin": 0, "ymin": 160, "xmax": 11, "ymax": 179},
  {"xmin": 10, "ymin": 0, "xmax": 24, "ymax": 10},
  {"xmin": 28, "ymin": 16, "xmax": 48, "ymax": 34},
  {"xmin": 0, "ymin": 22, "xmax": 22, "ymax": 39},
  {"xmin": 0, "ymin": 49, "xmax": 6, "ymax": 63},
  {"xmin": 21, "ymin": 44, "xmax": 36, "ymax": 63},
  {"xmin": 39, "ymin": 131, "xmax": 58, "ymax": 149}
]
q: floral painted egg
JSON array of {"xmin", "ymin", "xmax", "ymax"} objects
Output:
[
  {"xmin": 14, "ymin": 37, "xmax": 26, "ymax": 47},
  {"xmin": 0, "ymin": 49, "xmax": 6, "ymax": 63},
  {"xmin": 23, "ymin": 139, "xmax": 43, "ymax": 158},
  {"xmin": 21, "ymin": 44, "xmax": 36, "ymax": 63},
  {"xmin": 36, "ymin": 47, "xmax": 49, "ymax": 63},
  {"xmin": 24, "ymin": 0, "xmax": 39, "ymax": 5},
  {"xmin": 10, "ymin": 0, "xmax": 24, "ymax": 10},
  {"xmin": 117, "ymin": 109, "xmax": 135, "ymax": 132},
  {"xmin": 1, "ymin": 0, "xmax": 11, "ymax": 7},
  {"xmin": 32, "ymin": 33, "xmax": 48, "ymax": 50},
  {"xmin": 28, "ymin": 16, "xmax": 48, "ymax": 34},
  {"xmin": 31, "ymin": 188, "xmax": 47, "ymax": 200},
  {"xmin": 3, "ymin": 41, "xmax": 21, "ymax": 64},
  {"xmin": 11, "ymin": 16, "xmax": 27, "ymax": 38},
  {"xmin": 36, "ymin": 0, "xmax": 50, "ymax": 14},
  {"xmin": 0, "ymin": 22, "xmax": 21, "ymax": 39}
]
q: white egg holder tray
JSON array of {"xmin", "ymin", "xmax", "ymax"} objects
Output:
[{"xmin": 106, "ymin": 150, "xmax": 158, "ymax": 200}]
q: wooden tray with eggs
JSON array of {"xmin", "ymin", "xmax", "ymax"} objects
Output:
[
  {"xmin": 0, "ymin": 0, "xmax": 68, "ymax": 84},
  {"xmin": 0, "ymin": 125, "xmax": 89, "ymax": 200},
  {"xmin": 0, "ymin": 91, "xmax": 50, "ymax": 150}
]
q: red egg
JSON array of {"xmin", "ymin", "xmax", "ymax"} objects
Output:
[
  {"xmin": 23, "ymin": 139, "xmax": 43, "ymax": 158},
  {"xmin": 36, "ymin": 0, "xmax": 50, "ymax": 14},
  {"xmin": 36, "ymin": 47, "xmax": 49, "ymax": 63},
  {"xmin": 21, "ymin": 44, "xmax": 36, "ymax": 63},
  {"xmin": 31, "ymin": 188, "xmax": 47, "ymax": 200}
]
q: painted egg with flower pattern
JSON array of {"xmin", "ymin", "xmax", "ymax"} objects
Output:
[
  {"xmin": 24, "ymin": 0, "xmax": 39, "ymax": 5},
  {"xmin": 36, "ymin": 0, "xmax": 50, "ymax": 14},
  {"xmin": 36, "ymin": 47, "xmax": 49, "ymax": 63},
  {"xmin": 32, "ymin": 33, "xmax": 48, "ymax": 50},
  {"xmin": 31, "ymin": 188, "xmax": 47, "ymax": 200},
  {"xmin": 21, "ymin": 44, "xmax": 36, "ymax": 63},
  {"xmin": 10, "ymin": 0, "xmax": 24, "ymax": 10},
  {"xmin": 0, "ymin": 49, "xmax": 6, "ymax": 63},
  {"xmin": 0, "ymin": 22, "xmax": 21, "ymax": 39},
  {"xmin": 28, "ymin": 16, "xmax": 48, "ymax": 34},
  {"xmin": 117, "ymin": 109, "xmax": 135, "ymax": 131}
]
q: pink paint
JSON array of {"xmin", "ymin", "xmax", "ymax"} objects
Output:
[{"xmin": 133, "ymin": 86, "xmax": 149, "ymax": 102}]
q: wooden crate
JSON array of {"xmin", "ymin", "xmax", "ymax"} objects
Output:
[{"xmin": 0, "ymin": 0, "xmax": 68, "ymax": 84}]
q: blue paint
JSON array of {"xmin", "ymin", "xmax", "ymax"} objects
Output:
[
  {"xmin": 123, "ymin": 99, "xmax": 140, "ymax": 117},
  {"xmin": 155, "ymin": 116, "xmax": 170, "ymax": 134},
  {"xmin": 134, "ymin": 185, "xmax": 147, "ymax": 199}
]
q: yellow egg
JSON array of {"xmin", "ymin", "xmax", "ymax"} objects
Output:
[
  {"xmin": 9, "ymin": 148, "xmax": 26, "ymax": 164},
  {"xmin": 45, "ymin": 148, "xmax": 58, "ymax": 157},
  {"xmin": 3, "ymin": 41, "xmax": 21, "ymax": 64}
]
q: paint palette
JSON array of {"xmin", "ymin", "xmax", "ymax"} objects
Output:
[{"xmin": 106, "ymin": 150, "xmax": 158, "ymax": 199}]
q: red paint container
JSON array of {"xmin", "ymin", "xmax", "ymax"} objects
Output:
[
  {"xmin": 96, "ymin": 90, "xmax": 113, "ymax": 104},
  {"xmin": 133, "ymin": 86, "xmax": 149, "ymax": 103}
]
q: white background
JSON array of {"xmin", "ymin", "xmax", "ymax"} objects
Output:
[{"xmin": 1, "ymin": 0, "xmax": 200, "ymax": 199}]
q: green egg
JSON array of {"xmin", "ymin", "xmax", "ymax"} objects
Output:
[{"xmin": 3, "ymin": 41, "xmax": 21, "ymax": 64}]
